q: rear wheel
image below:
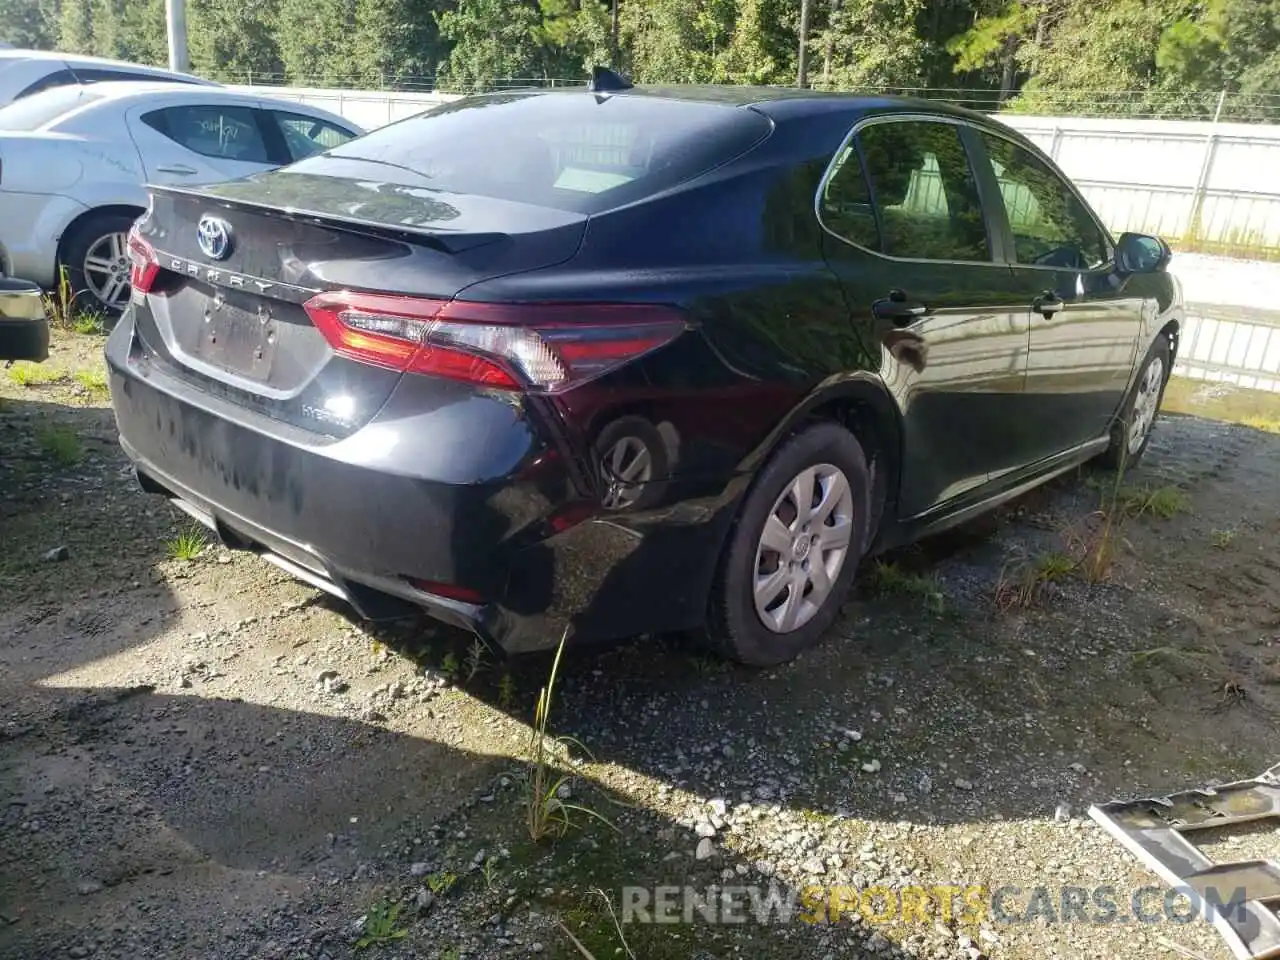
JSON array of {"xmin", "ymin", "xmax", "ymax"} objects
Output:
[
  {"xmin": 708, "ymin": 422, "xmax": 871, "ymax": 666},
  {"xmin": 60, "ymin": 212, "xmax": 140, "ymax": 319},
  {"xmin": 1099, "ymin": 333, "xmax": 1172, "ymax": 472}
]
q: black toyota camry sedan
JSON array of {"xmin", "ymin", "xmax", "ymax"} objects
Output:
[{"xmin": 107, "ymin": 77, "xmax": 1183, "ymax": 666}]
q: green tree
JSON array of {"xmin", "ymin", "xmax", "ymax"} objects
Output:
[
  {"xmin": 353, "ymin": 0, "xmax": 450, "ymax": 87},
  {"xmin": 437, "ymin": 0, "xmax": 546, "ymax": 91},
  {"xmin": 1, "ymin": 0, "xmax": 61, "ymax": 49},
  {"xmin": 818, "ymin": 0, "xmax": 928, "ymax": 89},
  {"xmin": 275, "ymin": 0, "xmax": 358, "ymax": 85},
  {"xmin": 1158, "ymin": 0, "xmax": 1280, "ymax": 112},
  {"xmin": 189, "ymin": 0, "xmax": 282, "ymax": 81}
]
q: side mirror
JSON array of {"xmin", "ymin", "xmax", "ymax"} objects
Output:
[{"xmin": 1115, "ymin": 232, "xmax": 1171, "ymax": 274}]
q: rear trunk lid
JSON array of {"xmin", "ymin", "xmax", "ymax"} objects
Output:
[{"xmin": 131, "ymin": 163, "xmax": 587, "ymax": 438}]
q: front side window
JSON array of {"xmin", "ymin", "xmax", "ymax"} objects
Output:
[
  {"xmin": 271, "ymin": 110, "xmax": 356, "ymax": 161},
  {"xmin": 142, "ymin": 105, "xmax": 270, "ymax": 163},
  {"xmin": 854, "ymin": 120, "xmax": 990, "ymax": 262},
  {"xmin": 977, "ymin": 132, "xmax": 1108, "ymax": 270}
]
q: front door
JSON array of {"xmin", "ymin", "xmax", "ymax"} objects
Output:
[
  {"xmin": 819, "ymin": 117, "xmax": 1030, "ymax": 519},
  {"xmin": 969, "ymin": 130, "xmax": 1142, "ymax": 463}
]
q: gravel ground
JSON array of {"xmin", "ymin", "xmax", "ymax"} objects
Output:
[{"xmin": 3, "ymin": 331, "xmax": 1280, "ymax": 960}]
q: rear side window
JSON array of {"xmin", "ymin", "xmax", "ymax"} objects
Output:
[
  {"xmin": 855, "ymin": 120, "xmax": 990, "ymax": 262},
  {"xmin": 14, "ymin": 67, "xmax": 77, "ymax": 101},
  {"xmin": 0, "ymin": 84, "xmax": 105, "ymax": 129},
  {"xmin": 294, "ymin": 91, "xmax": 773, "ymax": 213},
  {"xmin": 820, "ymin": 143, "xmax": 880, "ymax": 251},
  {"xmin": 71, "ymin": 67, "xmax": 200, "ymax": 85},
  {"xmin": 975, "ymin": 131, "xmax": 1108, "ymax": 270},
  {"xmin": 270, "ymin": 110, "xmax": 356, "ymax": 161},
  {"xmin": 142, "ymin": 105, "xmax": 270, "ymax": 163}
]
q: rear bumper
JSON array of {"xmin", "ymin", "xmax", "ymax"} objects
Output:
[
  {"xmin": 106, "ymin": 311, "xmax": 737, "ymax": 652},
  {"xmin": 0, "ymin": 278, "xmax": 49, "ymax": 362}
]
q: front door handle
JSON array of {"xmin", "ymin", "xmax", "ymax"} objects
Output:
[
  {"xmin": 872, "ymin": 291, "xmax": 929, "ymax": 327},
  {"xmin": 155, "ymin": 163, "xmax": 198, "ymax": 176},
  {"xmin": 1033, "ymin": 291, "xmax": 1064, "ymax": 318}
]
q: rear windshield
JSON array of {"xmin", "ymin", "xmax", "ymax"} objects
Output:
[
  {"xmin": 0, "ymin": 84, "xmax": 104, "ymax": 130},
  {"xmin": 290, "ymin": 91, "xmax": 773, "ymax": 214}
]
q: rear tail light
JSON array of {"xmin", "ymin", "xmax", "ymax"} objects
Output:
[
  {"xmin": 303, "ymin": 291, "xmax": 687, "ymax": 392},
  {"xmin": 127, "ymin": 225, "xmax": 160, "ymax": 294}
]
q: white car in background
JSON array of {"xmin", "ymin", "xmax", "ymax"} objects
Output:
[
  {"xmin": 0, "ymin": 49, "xmax": 218, "ymax": 106},
  {"xmin": 0, "ymin": 82, "xmax": 362, "ymax": 313}
]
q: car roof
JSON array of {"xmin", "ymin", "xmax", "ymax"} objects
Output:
[{"xmin": 31, "ymin": 81, "xmax": 361, "ymax": 131}]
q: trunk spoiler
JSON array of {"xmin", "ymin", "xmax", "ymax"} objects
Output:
[{"xmin": 144, "ymin": 183, "xmax": 510, "ymax": 255}]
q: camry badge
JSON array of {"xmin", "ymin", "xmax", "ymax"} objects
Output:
[{"xmin": 196, "ymin": 215, "xmax": 233, "ymax": 261}]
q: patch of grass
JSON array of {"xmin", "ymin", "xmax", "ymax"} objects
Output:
[
  {"xmin": 559, "ymin": 888, "xmax": 637, "ymax": 960},
  {"xmin": 425, "ymin": 870, "xmax": 457, "ymax": 896},
  {"xmin": 7, "ymin": 362, "xmax": 63, "ymax": 386},
  {"xmin": 1162, "ymin": 377, "xmax": 1280, "ymax": 433},
  {"xmin": 464, "ymin": 637, "xmax": 488, "ymax": 685},
  {"xmin": 993, "ymin": 549, "xmax": 1078, "ymax": 611},
  {"xmin": 498, "ymin": 671, "xmax": 518, "ymax": 710},
  {"xmin": 1117, "ymin": 483, "xmax": 1191, "ymax": 520},
  {"xmin": 1241, "ymin": 414, "xmax": 1280, "ymax": 434},
  {"xmin": 525, "ymin": 630, "xmax": 615, "ymax": 843},
  {"xmin": 354, "ymin": 899, "xmax": 408, "ymax": 951},
  {"xmin": 867, "ymin": 561, "xmax": 945, "ymax": 613},
  {"xmin": 72, "ymin": 311, "xmax": 105, "ymax": 336},
  {"xmin": 41, "ymin": 265, "xmax": 77, "ymax": 329},
  {"xmin": 166, "ymin": 526, "xmax": 208, "ymax": 561},
  {"xmin": 439, "ymin": 651, "xmax": 460, "ymax": 681},
  {"xmin": 74, "ymin": 368, "xmax": 110, "ymax": 398},
  {"xmin": 36, "ymin": 425, "xmax": 82, "ymax": 466},
  {"xmin": 481, "ymin": 857, "xmax": 501, "ymax": 891},
  {"xmin": 1211, "ymin": 527, "xmax": 1238, "ymax": 549}
]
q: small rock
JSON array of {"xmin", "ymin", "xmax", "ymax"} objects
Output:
[
  {"xmin": 76, "ymin": 881, "xmax": 102, "ymax": 896},
  {"xmin": 216, "ymin": 554, "xmax": 232, "ymax": 564},
  {"xmin": 709, "ymin": 797, "xmax": 727, "ymax": 818},
  {"xmin": 695, "ymin": 838, "xmax": 715, "ymax": 861},
  {"xmin": 695, "ymin": 821, "xmax": 716, "ymax": 838},
  {"xmin": 43, "ymin": 545, "xmax": 69, "ymax": 562},
  {"xmin": 409, "ymin": 862, "xmax": 431, "ymax": 876},
  {"xmin": 1054, "ymin": 802, "xmax": 1072, "ymax": 822},
  {"xmin": 413, "ymin": 887, "xmax": 434, "ymax": 914},
  {"xmin": 918, "ymin": 773, "xmax": 933, "ymax": 794},
  {"xmin": 842, "ymin": 728, "xmax": 863, "ymax": 742},
  {"xmin": 1069, "ymin": 762, "xmax": 1087, "ymax": 774},
  {"xmin": 892, "ymin": 792, "xmax": 908, "ymax": 804},
  {"xmin": 801, "ymin": 857, "xmax": 826, "ymax": 875},
  {"xmin": 861, "ymin": 759, "xmax": 882, "ymax": 774},
  {"xmin": 954, "ymin": 778, "xmax": 974, "ymax": 791},
  {"xmin": 555, "ymin": 782, "xmax": 572, "ymax": 800}
]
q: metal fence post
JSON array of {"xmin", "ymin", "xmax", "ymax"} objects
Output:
[
  {"xmin": 1187, "ymin": 133, "xmax": 1221, "ymax": 246},
  {"xmin": 1049, "ymin": 124, "xmax": 1063, "ymax": 161}
]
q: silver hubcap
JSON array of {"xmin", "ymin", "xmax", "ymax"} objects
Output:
[
  {"xmin": 1128, "ymin": 355, "xmax": 1164, "ymax": 453},
  {"xmin": 601, "ymin": 436, "xmax": 652, "ymax": 509},
  {"xmin": 753, "ymin": 463, "xmax": 855, "ymax": 634},
  {"xmin": 82, "ymin": 231, "xmax": 131, "ymax": 310}
]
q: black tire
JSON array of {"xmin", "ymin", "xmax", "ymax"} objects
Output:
[
  {"xmin": 59, "ymin": 211, "xmax": 141, "ymax": 319},
  {"xmin": 707, "ymin": 422, "xmax": 871, "ymax": 666},
  {"xmin": 1098, "ymin": 333, "xmax": 1172, "ymax": 472}
]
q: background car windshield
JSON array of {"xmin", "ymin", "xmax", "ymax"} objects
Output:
[
  {"xmin": 0, "ymin": 84, "xmax": 104, "ymax": 130},
  {"xmin": 295, "ymin": 91, "xmax": 773, "ymax": 213}
]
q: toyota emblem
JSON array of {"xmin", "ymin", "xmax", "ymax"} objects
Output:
[{"xmin": 196, "ymin": 215, "xmax": 233, "ymax": 261}]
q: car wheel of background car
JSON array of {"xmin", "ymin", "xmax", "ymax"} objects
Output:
[
  {"xmin": 60, "ymin": 212, "xmax": 141, "ymax": 319},
  {"xmin": 707, "ymin": 422, "xmax": 871, "ymax": 666},
  {"xmin": 594, "ymin": 416, "xmax": 669, "ymax": 512},
  {"xmin": 1099, "ymin": 333, "xmax": 1172, "ymax": 472}
]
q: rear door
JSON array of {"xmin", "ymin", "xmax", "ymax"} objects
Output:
[
  {"xmin": 820, "ymin": 116, "xmax": 1030, "ymax": 519},
  {"xmin": 127, "ymin": 101, "xmax": 278, "ymax": 185},
  {"xmin": 969, "ymin": 128, "xmax": 1142, "ymax": 461}
]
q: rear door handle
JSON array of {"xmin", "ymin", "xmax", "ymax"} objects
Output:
[
  {"xmin": 872, "ymin": 292, "xmax": 929, "ymax": 327},
  {"xmin": 155, "ymin": 164, "xmax": 198, "ymax": 175},
  {"xmin": 1033, "ymin": 291, "xmax": 1064, "ymax": 318}
]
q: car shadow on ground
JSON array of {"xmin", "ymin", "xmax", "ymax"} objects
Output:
[{"xmin": 366, "ymin": 416, "xmax": 1280, "ymax": 835}]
